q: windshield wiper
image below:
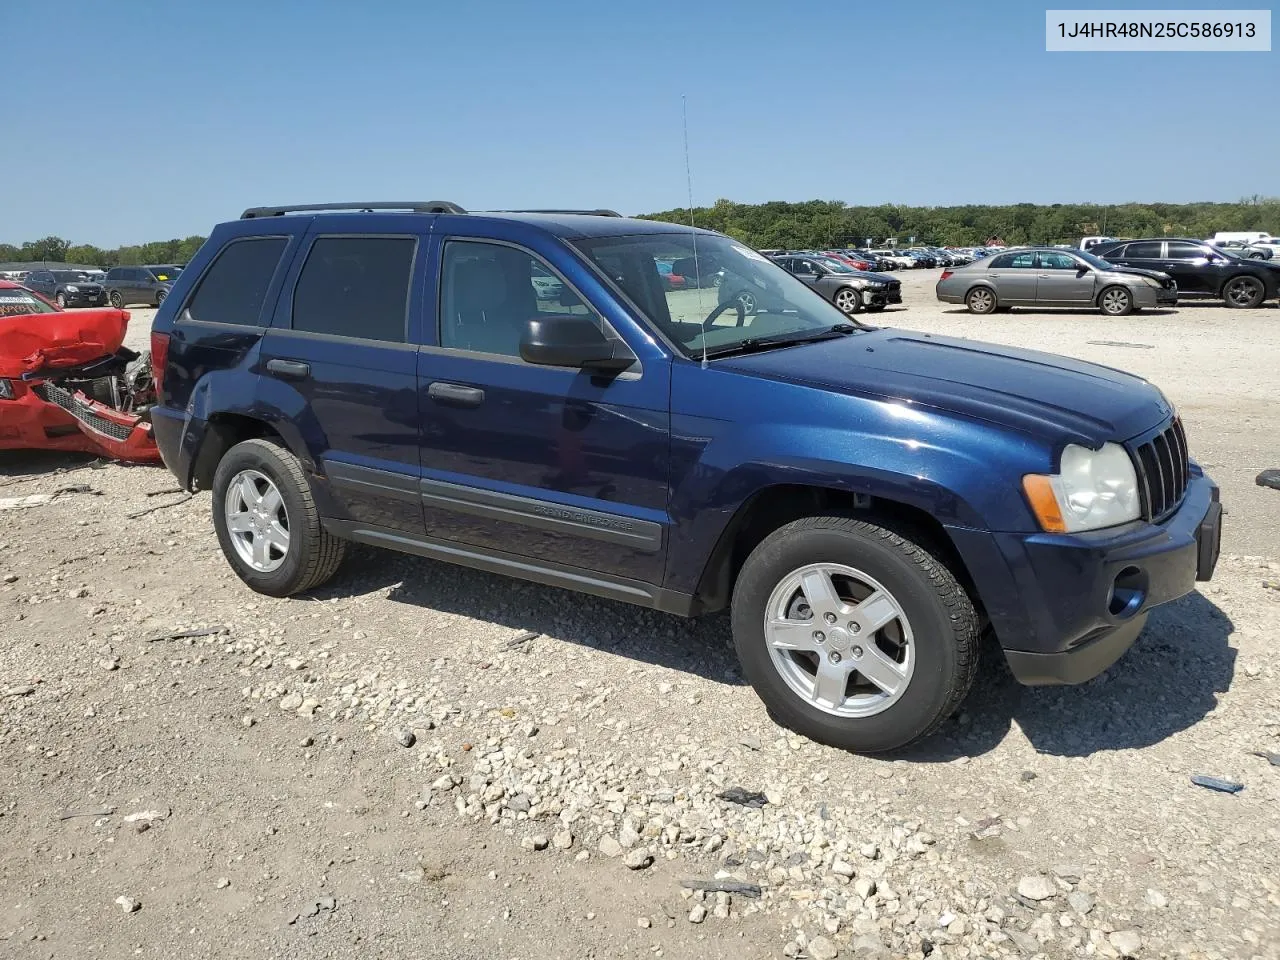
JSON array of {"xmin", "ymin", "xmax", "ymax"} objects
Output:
[{"xmin": 702, "ymin": 323, "xmax": 860, "ymax": 359}]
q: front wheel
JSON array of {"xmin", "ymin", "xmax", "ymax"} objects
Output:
[
  {"xmin": 109, "ymin": 291, "xmax": 123, "ymax": 308},
  {"xmin": 55, "ymin": 292, "xmax": 67, "ymax": 308},
  {"xmin": 1098, "ymin": 285, "xmax": 1133, "ymax": 316},
  {"xmin": 211, "ymin": 438, "xmax": 346, "ymax": 597},
  {"xmin": 833, "ymin": 287, "xmax": 862, "ymax": 315},
  {"xmin": 1222, "ymin": 274, "xmax": 1265, "ymax": 309},
  {"xmin": 731, "ymin": 516, "xmax": 979, "ymax": 753},
  {"xmin": 155, "ymin": 289, "xmax": 167, "ymax": 307}
]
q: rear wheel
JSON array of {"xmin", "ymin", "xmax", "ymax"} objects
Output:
[
  {"xmin": 1098, "ymin": 285, "xmax": 1133, "ymax": 316},
  {"xmin": 965, "ymin": 287, "xmax": 996, "ymax": 314},
  {"xmin": 730, "ymin": 515, "xmax": 979, "ymax": 753},
  {"xmin": 833, "ymin": 287, "xmax": 862, "ymax": 315},
  {"xmin": 1222, "ymin": 274, "xmax": 1265, "ymax": 309},
  {"xmin": 211, "ymin": 438, "xmax": 346, "ymax": 597}
]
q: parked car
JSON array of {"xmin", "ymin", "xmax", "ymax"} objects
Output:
[
  {"xmin": 1213, "ymin": 240, "xmax": 1273, "ymax": 260},
  {"xmin": 104, "ymin": 264, "xmax": 184, "ymax": 307},
  {"xmin": 669, "ymin": 256, "xmax": 722, "ymax": 288},
  {"xmin": 0, "ymin": 280, "xmax": 159, "ymax": 461},
  {"xmin": 871, "ymin": 250, "xmax": 917, "ymax": 270},
  {"xmin": 936, "ymin": 247, "xmax": 1177, "ymax": 316},
  {"xmin": 1091, "ymin": 238, "xmax": 1280, "ymax": 309},
  {"xmin": 149, "ymin": 201, "xmax": 1221, "ymax": 753},
  {"xmin": 22, "ymin": 269, "xmax": 107, "ymax": 308},
  {"xmin": 1207, "ymin": 231, "xmax": 1274, "ymax": 246},
  {"xmin": 770, "ymin": 254, "xmax": 902, "ymax": 314},
  {"xmin": 656, "ymin": 260, "xmax": 687, "ymax": 290}
]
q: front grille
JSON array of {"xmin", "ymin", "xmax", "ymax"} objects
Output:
[
  {"xmin": 1133, "ymin": 418, "xmax": 1189, "ymax": 521},
  {"xmin": 32, "ymin": 383, "xmax": 133, "ymax": 441}
]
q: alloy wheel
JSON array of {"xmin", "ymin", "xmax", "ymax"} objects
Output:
[
  {"xmin": 1102, "ymin": 288, "xmax": 1130, "ymax": 315},
  {"xmin": 1226, "ymin": 276, "xmax": 1263, "ymax": 307},
  {"xmin": 763, "ymin": 562, "xmax": 915, "ymax": 718},
  {"xmin": 834, "ymin": 289, "xmax": 860, "ymax": 314},
  {"xmin": 224, "ymin": 469, "xmax": 290, "ymax": 573}
]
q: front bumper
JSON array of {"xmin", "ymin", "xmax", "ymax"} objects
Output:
[
  {"xmin": 948, "ymin": 468, "xmax": 1221, "ymax": 686},
  {"xmin": 60, "ymin": 291, "xmax": 107, "ymax": 307}
]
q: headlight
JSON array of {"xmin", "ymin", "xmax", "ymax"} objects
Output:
[
  {"xmin": 1022, "ymin": 442, "xmax": 1140, "ymax": 533},
  {"xmin": 866, "ymin": 282, "xmax": 887, "ymax": 290},
  {"xmin": 1140, "ymin": 277, "xmax": 1162, "ymax": 288},
  {"xmin": 65, "ymin": 284, "xmax": 80, "ymax": 292}
]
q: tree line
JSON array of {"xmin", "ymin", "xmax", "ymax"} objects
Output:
[
  {"xmin": 638, "ymin": 196, "xmax": 1280, "ymax": 249},
  {"xmin": 0, "ymin": 235, "xmax": 207, "ymax": 268},
  {"xmin": 3, "ymin": 197, "xmax": 1277, "ymax": 266}
]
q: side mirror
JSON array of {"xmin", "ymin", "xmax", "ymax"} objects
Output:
[{"xmin": 520, "ymin": 315, "xmax": 635, "ymax": 372}]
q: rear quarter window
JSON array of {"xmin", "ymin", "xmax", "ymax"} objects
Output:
[{"xmin": 184, "ymin": 237, "xmax": 289, "ymax": 326}]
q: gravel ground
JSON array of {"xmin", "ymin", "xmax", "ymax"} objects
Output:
[{"xmin": 2, "ymin": 276, "xmax": 1277, "ymax": 960}]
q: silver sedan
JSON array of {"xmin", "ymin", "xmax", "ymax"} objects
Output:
[{"xmin": 936, "ymin": 247, "xmax": 1178, "ymax": 316}]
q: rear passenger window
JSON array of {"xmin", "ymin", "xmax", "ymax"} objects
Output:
[
  {"xmin": 186, "ymin": 237, "xmax": 288, "ymax": 326},
  {"xmin": 292, "ymin": 237, "xmax": 415, "ymax": 342},
  {"xmin": 1124, "ymin": 241, "xmax": 1162, "ymax": 258}
]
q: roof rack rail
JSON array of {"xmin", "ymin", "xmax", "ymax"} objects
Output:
[
  {"xmin": 240, "ymin": 201, "xmax": 467, "ymax": 219},
  {"xmin": 493, "ymin": 208, "xmax": 623, "ymax": 218}
]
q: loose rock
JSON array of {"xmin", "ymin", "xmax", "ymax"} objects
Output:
[
  {"xmin": 1109, "ymin": 930, "xmax": 1143, "ymax": 956},
  {"xmin": 598, "ymin": 835, "xmax": 623, "ymax": 858},
  {"xmin": 688, "ymin": 904, "xmax": 707, "ymax": 924},
  {"xmin": 115, "ymin": 896, "xmax": 140, "ymax": 914},
  {"xmin": 809, "ymin": 935, "xmax": 839, "ymax": 960},
  {"xmin": 623, "ymin": 848, "xmax": 653, "ymax": 870},
  {"xmin": 1017, "ymin": 874, "xmax": 1057, "ymax": 901}
]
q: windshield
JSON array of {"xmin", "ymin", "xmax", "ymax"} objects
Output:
[
  {"xmin": 0, "ymin": 287, "xmax": 58, "ymax": 316},
  {"xmin": 574, "ymin": 233, "xmax": 859, "ymax": 358},
  {"xmin": 1075, "ymin": 250, "xmax": 1115, "ymax": 270}
]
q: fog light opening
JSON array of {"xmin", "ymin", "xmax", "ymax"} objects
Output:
[{"xmin": 1108, "ymin": 565, "xmax": 1147, "ymax": 618}]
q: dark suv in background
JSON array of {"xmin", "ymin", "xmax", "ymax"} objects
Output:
[
  {"xmin": 104, "ymin": 264, "xmax": 184, "ymax": 307},
  {"xmin": 1092, "ymin": 238, "xmax": 1279, "ymax": 308},
  {"xmin": 147, "ymin": 200, "xmax": 1220, "ymax": 754},
  {"xmin": 23, "ymin": 269, "xmax": 107, "ymax": 308}
]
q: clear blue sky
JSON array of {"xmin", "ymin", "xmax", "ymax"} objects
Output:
[{"xmin": 4, "ymin": 0, "xmax": 1275, "ymax": 246}]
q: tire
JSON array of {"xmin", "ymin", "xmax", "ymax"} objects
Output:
[
  {"xmin": 965, "ymin": 286, "xmax": 996, "ymax": 314},
  {"xmin": 730, "ymin": 515, "xmax": 979, "ymax": 753},
  {"xmin": 1222, "ymin": 274, "xmax": 1265, "ymax": 309},
  {"xmin": 211, "ymin": 438, "xmax": 346, "ymax": 597},
  {"xmin": 735, "ymin": 290, "xmax": 758, "ymax": 314},
  {"xmin": 832, "ymin": 287, "xmax": 862, "ymax": 315},
  {"xmin": 155, "ymin": 289, "xmax": 167, "ymax": 307},
  {"xmin": 1098, "ymin": 285, "xmax": 1133, "ymax": 316},
  {"xmin": 55, "ymin": 292, "xmax": 67, "ymax": 308},
  {"xmin": 109, "ymin": 291, "xmax": 123, "ymax": 308}
]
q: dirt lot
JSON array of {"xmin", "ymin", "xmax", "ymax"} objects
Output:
[{"xmin": 2, "ymin": 275, "xmax": 1278, "ymax": 960}]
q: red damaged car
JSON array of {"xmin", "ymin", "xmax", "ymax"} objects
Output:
[{"xmin": 0, "ymin": 281, "xmax": 160, "ymax": 462}]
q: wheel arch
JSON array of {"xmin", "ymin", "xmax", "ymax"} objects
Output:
[
  {"xmin": 691, "ymin": 482, "xmax": 983, "ymax": 620},
  {"xmin": 190, "ymin": 413, "xmax": 285, "ymax": 491}
]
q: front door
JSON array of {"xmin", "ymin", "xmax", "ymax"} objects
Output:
[
  {"xmin": 1159, "ymin": 240, "xmax": 1223, "ymax": 295},
  {"xmin": 258, "ymin": 227, "xmax": 427, "ymax": 535},
  {"xmin": 1034, "ymin": 251, "xmax": 1097, "ymax": 304},
  {"xmin": 416, "ymin": 232, "xmax": 671, "ymax": 586}
]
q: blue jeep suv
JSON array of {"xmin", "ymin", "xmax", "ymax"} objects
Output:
[{"xmin": 149, "ymin": 201, "xmax": 1223, "ymax": 752}]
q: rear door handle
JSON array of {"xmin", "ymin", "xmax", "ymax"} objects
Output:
[
  {"xmin": 266, "ymin": 358, "xmax": 311, "ymax": 380},
  {"xmin": 428, "ymin": 381, "xmax": 485, "ymax": 408}
]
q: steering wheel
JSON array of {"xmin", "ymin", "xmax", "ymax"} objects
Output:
[{"xmin": 701, "ymin": 296, "xmax": 748, "ymax": 331}]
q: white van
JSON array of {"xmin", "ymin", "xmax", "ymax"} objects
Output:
[
  {"xmin": 1208, "ymin": 231, "xmax": 1274, "ymax": 245},
  {"xmin": 1079, "ymin": 236, "xmax": 1116, "ymax": 251}
]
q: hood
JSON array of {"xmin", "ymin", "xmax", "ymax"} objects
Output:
[
  {"xmin": 848, "ymin": 270, "xmax": 897, "ymax": 284},
  {"xmin": 1107, "ymin": 265, "xmax": 1172, "ymax": 282},
  {"xmin": 717, "ymin": 328, "xmax": 1171, "ymax": 445}
]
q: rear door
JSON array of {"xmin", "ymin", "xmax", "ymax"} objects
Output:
[
  {"xmin": 257, "ymin": 222, "xmax": 427, "ymax": 535},
  {"xmin": 986, "ymin": 251, "xmax": 1037, "ymax": 303},
  {"xmin": 1034, "ymin": 251, "xmax": 1096, "ymax": 304}
]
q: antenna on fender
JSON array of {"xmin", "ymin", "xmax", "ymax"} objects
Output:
[{"xmin": 682, "ymin": 95, "xmax": 707, "ymax": 370}]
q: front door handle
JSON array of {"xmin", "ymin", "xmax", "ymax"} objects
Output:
[
  {"xmin": 428, "ymin": 381, "xmax": 485, "ymax": 408},
  {"xmin": 266, "ymin": 358, "xmax": 311, "ymax": 380}
]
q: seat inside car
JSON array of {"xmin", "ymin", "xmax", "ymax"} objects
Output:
[{"xmin": 443, "ymin": 251, "xmax": 536, "ymax": 356}]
